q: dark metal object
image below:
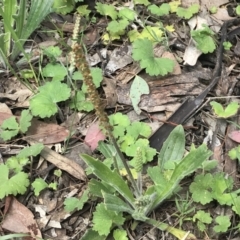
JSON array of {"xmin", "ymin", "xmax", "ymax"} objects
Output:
[{"xmin": 149, "ymin": 19, "xmax": 240, "ymax": 152}]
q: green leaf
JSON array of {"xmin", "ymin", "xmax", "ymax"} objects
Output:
[
  {"xmin": 109, "ymin": 113, "xmax": 130, "ymax": 138},
  {"xmin": 3, "ymin": 0, "xmax": 54, "ymax": 61},
  {"xmin": 107, "ymin": 19, "xmax": 129, "ymax": 35},
  {"xmin": 18, "ymin": 143, "xmax": 44, "ymax": 159},
  {"xmin": 193, "ymin": 210, "xmax": 212, "ymax": 224},
  {"xmin": 191, "ymin": 25, "xmax": 216, "ymax": 54},
  {"xmin": 32, "ymin": 178, "xmax": 48, "ymax": 196},
  {"xmin": 19, "ymin": 110, "xmax": 32, "ymax": 133},
  {"xmin": 147, "ymin": 166, "xmax": 165, "ymax": 184},
  {"xmin": 158, "ymin": 125, "xmax": 185, "ymax": 169},
  {"xmin": 0, "ymin": 165, "xmax": 29, "ymax": 199},
  {"xmin": 30, "ymin": 95, "xmax": 57, "ymax": 118},
  {"xmin": 118, "ymin": 8, "xmax": 136, "ymax": 21},
  {"xmin": 81, "ymin": 68, "xmax": 103, "ymax": 93},
  {"xmin": 42, "ymin": 63, "xmax": 68, "ymax": 81},
  {"xmin": 213, "ymin": 216, "xmax": 231, "ymax": 233},
  {"xmin": 89, "ymin": 178, "xmax": 116, "ymax": 198},
  {"xmin": 91, "ymin": 67, "xmax": 103, "ymax": 88},
  {"xmin": 30, "ymin": 81, "xmax": 71, "ymax": 118},
  {"xmin": 169, "ymin": 1, "xmax": 181, "ymax": 13},
  {"xmin": 95, "ymin": 3, "xmax": 118, "ymax": 20},
  {"xmin": 103, "ymin": 192, "xmax": 134, "ymax": 214},
  {"xmin": 0, "ymin": 129, "xmax": 19, "ymax": 141},
  {"xmin": 43, "ymin": 46, "xmax": 62, "ymax": 59},
  {"xmin": 148, "ymin": 3, "xmax": 170, "ymax": 16},
  {"xmin": 197, "ymin": 221, "xmax": 206, "ymax": 232},
  {"xmin": 210, "ymin": 6, "xmax": 218, "ymax": 14},
  {"xmin": 132, "ymin": 38, "xmax": 174, "ymax": 76},
  {"xmin": 0, "ymin": 116, "xmax": 19, "ymax": 141},
  {"xmin": 212, "ymin": 173, "xmax": 233, "ymax": 193},
  {"xmin": 81, "ymin": 229, "xmax": 106, "ymax": 240},
  {"xmin": 223, "ymin": 41, "xmax": 232, "ymax": 50},
  {"xmin": 190, "ymin": 173, "xmax": 213, "ymax": 204},
  {"xmin": 201, "ymin": 160, "xmax": 218, "ymax": 171},
  {"xmin": 109, "ymin": 113, "xmax": 130, "ymax": 128},
  {"xmin": 97, "ymin": 141, "xmax": 124, "ymax": 169},
  {"xmin": 126, "ymin": 121, "xmax": 152, "ymax": 140},
  {"xmin": 81, "ymin": 154, "xmax": 135, "ymax": 205},
  {"xmin": 176, "ymin": 4, "xmax": 199, "ymax": 19},
  {"xmin": 54, "ymin": 169, "xmax": 62, "ymax": 177},
  {"xmin": 130, "ymin": 75, "xmax": 149, "ymax": 115},
  {"xmin": 236, "ymin": 5, "xmax": 240, "ymax": 16},
  {"xmin": 113, "ymin": 229, "xmax": 128, "ymax": 240},
  {"xmin": 190, "ymin": 173, "xmax": 236, "ymax": 206},
  {"xmin": 70, "ymin": 90, "xmax": 94, "ymax": 112},
  {"xmin": 232, "ymin": 196, "xmax": 240, "ymax": 215},
  {"xmin": 140, "ymin": 27, "xmax": 163, "ymax": 41},
  {"xmin": 6, "ymin": 156, "xmax": 29, "ymax": 173},
  {"xmin": 149, "ymin": 144, "xmax": 212, "ymax": 212},
  {"xmin": 210, "ymin": 101, "xmax": 239, "ymax": 118},
  {"xmin": 64, "ymin": 190, "xmax": 89, "ymax": 212},
  {"xmin": 126, "ymin": 139, "xmax": 156, "ymax": 163},
  {"xmin": 134, "ymin": 0, "xmax": 150, "ymax": 6},
  {"xmin": 48, "ymin": 182, "xmax": 57, "ymax": 190},
  {"xmin": 77, "ymin": 5, "xmax": 91, "ymax": 17},
  {"xmin": 53, "ymin": 0, "xmax": 74, "ymax": 14},
  {"xmin": 1, "ymin": 116, "xmax": 18, "ymax": 130},
  {"xmin": 228, "ymin": 146, "xmax": 240, "ymax": 161},
  {"xmin": 92, "ymin": 203, "xmax": 125, "ymax": 236},
  {"xmin": 215, "ymin": 192, "xmax": 235, "ymax": 206},
  {"xmin": 72, "ymin": 71, "xmax": 83, "ymax": 80}
]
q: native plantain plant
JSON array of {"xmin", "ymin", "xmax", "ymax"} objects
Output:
[
  {"xmin": 65, "ymin": 124, "xmax": 212, "ymax": 239},
  {"xmin": 63, "ymin": 14, "xmax": 213, "ymax": 240},
  {"xmin": 0, "ymin": 0, "xmax": 53, "ymax": 69}
]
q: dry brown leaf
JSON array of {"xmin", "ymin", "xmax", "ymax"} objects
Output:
[
  {"xmin": 2, "ymin": 197, "xmax": 42, "ymax": 239},
  {"xmin": 28, "ymin": 140, "xmax": 86, "ymax": 181},
  {"xmin": 0, "ymin": 112, "xmax": 13, "ymax": 125},
  {"xmin": 25, "ymin": 118, "xmax": 70, "ymax": 144},
  {"xmin": 212, "ymin": 8, "xmax": 235, "ymax": 21},
  {"xmin": 102, "ymin": 78, "xmax": 118, "ymax": 108}
]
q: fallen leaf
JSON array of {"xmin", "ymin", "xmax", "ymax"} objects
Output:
[
  {"xmin": 27, "ymin": 140, "xmax": 87, "ymax": 181},
  {"xmin": 26, "ymin": 118, "xmax": 69, "ymax": 144},
  {"xmin": 183, "ymin": 38, "xmax": 202, "ymax": 66},
  {"xmin": 2, "ymin": 197, "xmax": 42, "ymax": 239},
  {"xmin": 105, "ymin": 45, "xmax": 133, "ymax": 74},
  {"xmin": 228, "ymin": 130, "xmax": 240, "ymax": 143},
  {"xmin": 130, "ymin": 75, "xmax": 149, "ymax": 115},
  {"xmin": 102, "ymin": 78, "xmax": 118, "ymax": 108},
  {"xmin": 84, "ymin": 122, "xmax": 106, "ymax": 151},
  {"xmin": 0, "ymin": 112, "xmax": 13, "ymax": 125},
  {"xmin": 212, "ymin": 8, "xmax": 235, "ymax": 21}
]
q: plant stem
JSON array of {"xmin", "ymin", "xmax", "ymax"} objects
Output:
[{"xmin": 72, "ymin": 14, "xmax": 140, "ymax": 197}]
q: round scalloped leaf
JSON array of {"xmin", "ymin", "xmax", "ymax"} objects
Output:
[
  {"xmin": 42, "ymin": 63, "xmax": 67, "ymax": 81},
  {"xmin": 30, "ymin": 82, "xmax": 71, "ymax": 118},
  {"xmin": 30, "ymin": 94, "xmax": 58, "ymax": 118},
  {"xmin": 32, "ymin": 178, "xmax": 48, "ymax": 196},
  {"xmin": 53, "ymin": 0, "xmax": 74, "ymax": 14},
  {"xmin": 38, "ymin": 81, "xmax": 71, "ymax": 102}
]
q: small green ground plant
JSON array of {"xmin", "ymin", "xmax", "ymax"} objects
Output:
[
  {"xmin": 210, "ymin": 100, "xmax": 240, "ymax": 162},
  {"xmin": 64, "ymin": 125, "xmax": 212, "ymax": 239},
  {"xmin": 1, "ymin": 2, "xmax": 239, "ymax": 239},
  {"xmin": 0, "ymin": 143, "xmax": 56, "ymax": 199},
  {"xmin": 57, "ymin": 16, "xmax": 213, "ymax": 238}
]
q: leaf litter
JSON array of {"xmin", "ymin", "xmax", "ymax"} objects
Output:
[{"xmin": 0, "ymin": 0, "xmax": 240, "ymax": 239}]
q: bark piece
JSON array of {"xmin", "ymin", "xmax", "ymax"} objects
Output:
[{"xmin": 116, "ymin": 71, "xmax": 210, "ymax": 114}]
